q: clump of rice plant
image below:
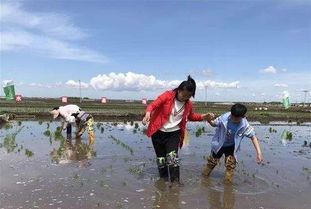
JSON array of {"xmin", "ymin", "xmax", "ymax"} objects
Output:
[
  {"xmin": 44, "ymin": 130, "xmax": 51, "ymax": 137},
  {"xmin": 54, "ymin": 127, "xmax": 64, "ymax": 140},
  {"xmin": 134, "ymin": 123, "xmax": 139, "ymax": 129},
  {"xmin": 129, "ymin": 166, "xmax": 143, "ymax": 175},
  {"xmin": 195, "ymin": 127, "xmax": 205, "ymax": 137},
  {"xmin": 4, "ymin": 123, "xmax": 13, "ymax": 130},
  {"xmin": 25, "ymin": 149, "xmax": 34, "ymax": 157},
  {"xmin": 100, "ymin": 127, "xmax": 104, "ymax": 134},
  {"xmin": 269, "ymin": 127, "xmax": 277, "ymax": 133}
]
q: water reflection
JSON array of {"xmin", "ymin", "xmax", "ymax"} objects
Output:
[
  {"xmin": 50, "ymin": 133, "xmax": 96, "ymax": 165},
  {"xmin": 203, "ymin": 178, "xmax": 235, "ymax": 209},
  {"xmin": 152, "ymin": 179, "xmax": 181, "ymax": 209}
]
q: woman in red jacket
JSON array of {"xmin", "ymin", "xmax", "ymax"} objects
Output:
[{"xmin": 142, "ymin": 76, "xmax": 212, "ymax": 183}]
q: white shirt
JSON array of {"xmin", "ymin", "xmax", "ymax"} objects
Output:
[
  {"xmin": 160, "ymin": 99, "xmax": 185, "ymax": 132},
  {"xmin": 59, "ymin": 105, "xmax": 80, "ymax": 128}
]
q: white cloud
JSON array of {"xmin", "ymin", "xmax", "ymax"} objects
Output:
[
  {"xmin": 90, "ymin": 72, "xmax": 166, "ymax": 91},
  {"xmin": 90, "ymin": 72, "xmax": 239, "ymax": 91},
  {"xmin": 65, "ymin": 80, "xmax": 89, "ymax": 89},
  {"xmin": 0, "ymin": 2, "xmax": 108, "ymax": 63},
  {"xmin": 1, "ymin": 30, "xmax": 109, "ymax": 63},
  {"xmin": 274, "ymin": 83, "xmax": 288, "ymax": 88},
  {"xmin": 258, "ymin": 66, "xmax": 278, "ymax": 74},
  {"xmin": 0, "ymin": 2, "xmax": 86, "ymax": 40}
]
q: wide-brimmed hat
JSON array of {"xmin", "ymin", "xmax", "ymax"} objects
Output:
[{"xmin": 50, "ymin": 109, "xmax": 60, "ymax": 119}]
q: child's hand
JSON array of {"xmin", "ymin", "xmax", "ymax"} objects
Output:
[
  {"xmin": 202, "ymin": 113, "xmax": 215, "ymax": 121},
  {"xmin": 256, "ymin": 152, "xmax": 263, "ymax": 164}
]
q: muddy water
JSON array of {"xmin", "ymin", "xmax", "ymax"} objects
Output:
[{"xmin": 0, "ymin": 121, "xmax": 310, "ymax": 209}]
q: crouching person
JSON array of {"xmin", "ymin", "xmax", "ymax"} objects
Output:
[{"xmin": 50, "ymin": 104, "xmax": 81, "ymax": 138}]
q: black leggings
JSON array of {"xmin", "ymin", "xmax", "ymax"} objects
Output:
[{"xmin": 151, "ymin": 130, "xmax": 180, "ymax": 158}]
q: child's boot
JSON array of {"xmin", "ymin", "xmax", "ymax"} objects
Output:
[
  {"xmin": 224, "ymin": 155, "xmax": 236, "ymax": 184},
  {"xmin": 202, "ymin": 156, "xmax": 219, "ymax": 177}
]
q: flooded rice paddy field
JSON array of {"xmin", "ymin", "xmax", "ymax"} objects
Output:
[{"xmin": 0, "ymin": 121, "xmax": 310, "ymax": 209}]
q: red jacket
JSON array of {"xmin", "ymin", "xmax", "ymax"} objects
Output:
[{"xmin": 145, "ymin": 90, "xmax": 203, "ymax": 148}]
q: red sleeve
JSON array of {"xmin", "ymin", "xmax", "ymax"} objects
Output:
[
  {"xmin": 145, "ymin": 91, "xmax": 170, "ymax": 113},
  {"xmin": 187, "ymin": 102, "xmax": 203, "ymax": 121}
]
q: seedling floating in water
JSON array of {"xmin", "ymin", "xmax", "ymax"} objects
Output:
[
  {"xmin": 195, "ymin": 127, "xmax": 205, "ymax": 137},
  {"xmin": 302, "ymin": 141, "xmax": 311, "ymax": 148},
  {"xmin": 129, "ymin": 165, "xmax": 143, "ymax": 175},
  {"xmin": 44, "ymin": 130, "xmax": 51, "ymax": 137},
  {"xmin": 281, "ymin": 130, "xmax": 293, "ymax": 145},
  {"xmin": 25, "ymin": 149, "xmax": 34, "ymax": 157},
  {"xmin": 109, "ymin": 135, "xmax": 134, "ymax": 155},
  {"xmin": 269, "ymin": 127, "xmax": 277, "ymax": 133}
]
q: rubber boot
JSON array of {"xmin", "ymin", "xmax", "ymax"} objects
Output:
[
  {"xmin": 166, "ymin": 151, "xmax": 180, "ymax": 183},
  {"xmin": 202, "ymin": 156, "xmax": 219, "ymax": 177},
  {"xmin": 156, "ymin": 157, "xmax": 168, "ymax": 179},
  {"xmin": 224, "ymin": 155, "xmax": 236, "ymax": 184},
  {"xmin": 170, "ymin": 165, "xmax": 180, "ymax": 183}
]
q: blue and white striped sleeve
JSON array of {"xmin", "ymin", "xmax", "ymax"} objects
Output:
[{"xmin": 243, "ymin": 125, "xmax": 255, "ymax": 138}]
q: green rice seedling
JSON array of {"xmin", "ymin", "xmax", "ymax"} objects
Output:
[
  {"xmin": 134, "ymin": 123, "xmax": 139, "ymax": 129},
  {"xmin": 4, "ymin": 123, "xmax": 13, "ymax": 130},
  {"xmin": 129, "ymin": 166, "xmax": 143, "ymax": 175},
  {"xmin": 25, "ymin": 149, "xmax": 34, "ymax": 157},
  {"xmin": 0, "ymin": 126, "xmax": 24, "ymax": 153},
  {"xmin": 109, "ymin": 135, "xmax": 134, "ymax": 155},
  {"xmin": 44, "ymin": 130, "xmax": 51, "ymax": 137}
]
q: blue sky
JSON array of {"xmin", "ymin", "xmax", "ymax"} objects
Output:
[{"xmin": 1, "ymin": 0, "xmax": 310, "ymax": 102}]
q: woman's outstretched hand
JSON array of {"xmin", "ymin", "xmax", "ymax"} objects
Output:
[
  {"xmin": 202, "ymin": 113, "xmax": 215, "ymax": 121},
  {"xmin": 142, "ymin": 112, "xmax": 151, "ymax": 125}
]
